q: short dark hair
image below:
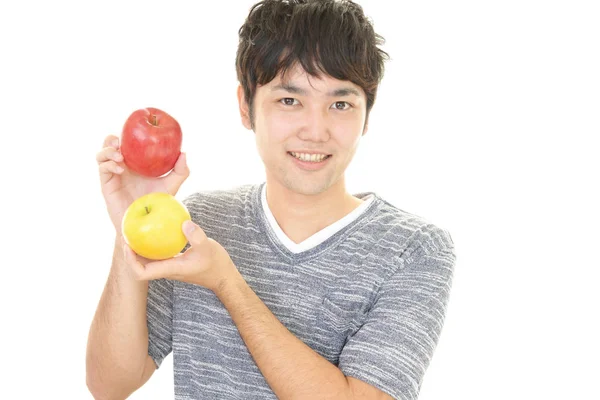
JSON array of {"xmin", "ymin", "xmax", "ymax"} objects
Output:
[{"xmin": 236, "ymin": 0, "xmax": 390, "ymax": 128}]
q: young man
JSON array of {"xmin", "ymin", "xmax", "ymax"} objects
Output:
[{"xmin": 86, "ymin": 1, "xmax": 456, "ymax": 399}]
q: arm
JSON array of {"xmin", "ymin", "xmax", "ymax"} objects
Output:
[
  {"xmin": 87, "ymin": 134, "xmax": 188, "ymax": 398},
  {"xmin": 338, "ymin": 244, "xmax": 456, "ymax": 399},
  {"xmin": 215, "ymin": 273, "xmax": 393, "ymax": 400},
  {"xmin": 126, "ymin": 221, "xmax": 393, "ymax": 400},
  {"xmin": 85, "ymin": 236, "xmax": 156, "ymax": 399}
]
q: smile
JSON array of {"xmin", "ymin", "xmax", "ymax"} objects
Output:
[{"xmin": 288, "ymin": 152, "xmax": 332, "ymax": 163}]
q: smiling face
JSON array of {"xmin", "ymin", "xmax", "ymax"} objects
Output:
[{"xmin": 238, "ymin": 64, "xmax": 369, "ymax": 197}]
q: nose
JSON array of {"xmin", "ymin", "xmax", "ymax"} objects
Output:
[{"xmin": 297, "ymin": 108, "xmax": 331, "ymax": 142}]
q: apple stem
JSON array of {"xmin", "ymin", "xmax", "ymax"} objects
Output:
[
  {"xmin": 151, "ymin": 115, "xmax": 157, "ymax": 126},
  {"xmin": 145, "ymin": 206, "xmax": 150, "ymax": 214}
]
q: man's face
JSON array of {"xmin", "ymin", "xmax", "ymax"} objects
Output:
[{"xmin": 239, "ymin": 65, "xmax": 369, "ymax": 196}]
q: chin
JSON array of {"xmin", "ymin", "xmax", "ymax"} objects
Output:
[
  {"xmin": 266, "ymin": 155, "xmax": 344, "ymax": 196},
  {"xmin": 280, "ymin": 174, "xmax": 338, "ymax": 196}
]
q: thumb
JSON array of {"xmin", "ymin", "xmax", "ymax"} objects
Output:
[
  {"xmin": 182, "ymin": 220, "xmax": 207, "ymax": 246},
  {"xmin": 164, "ymin": 152, "xmax": 190, "ymax": 194}
]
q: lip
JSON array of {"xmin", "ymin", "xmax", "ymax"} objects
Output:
[
  {"xmin": 288, "ymin": 150, "xmax": 332, "ymax": 155},
  {"xmin": 287, "ymin": 151, "xmax": 332, "ymax": 171}
]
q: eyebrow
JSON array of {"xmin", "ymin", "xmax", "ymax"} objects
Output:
[{"xmin": 271, "ymin": 83, "xmax": 361, "ymax": 97}]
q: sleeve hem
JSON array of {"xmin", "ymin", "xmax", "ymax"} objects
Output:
[
  {"xmin": 148, "ymin": 341, "xmax": 166, "ymax": 369},
  {"xmin": 341, "ymin": 365, "xmax": 408, "ymax": 400}
]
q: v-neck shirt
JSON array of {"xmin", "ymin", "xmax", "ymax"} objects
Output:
[{"xmin": 260, "ymin": 183, "xmax": 375, "ymax": 254}]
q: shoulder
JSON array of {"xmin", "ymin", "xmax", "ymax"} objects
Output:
[
  {"xmin": 178, "ymin": 183, "xmax": 261, "ymax": 233},
  {"xmin": 181, "ymin": 183, "xmax": 258, "ymax": 214},
  {"xmin": 359, "ymin": 193, "xmax": 455, "ymax": 265},
  {"xmin": 182, "ymin": 183, "xmax": 257, "ymax": 206}
]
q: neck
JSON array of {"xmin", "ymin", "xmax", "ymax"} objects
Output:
[{"xmin": 264, "ymin": 177, "xmax": 363, "ymax": 244}]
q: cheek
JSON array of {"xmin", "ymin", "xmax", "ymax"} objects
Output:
[
  {"xmin": 269, "ymin": 119, "xmax": 293, "ymax": 142},
  {"xmin": 258, "ymin": 107, "xmax": 296, "ymax": 143},
  {"xmin": 254, "ymin": 111, "xmax": 292, "ymax": 160},
  {"xmin": 334, "ymin": 123, "xmax": 363, "ymax": 149}
]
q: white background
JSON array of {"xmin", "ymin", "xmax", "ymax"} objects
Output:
[{"xmin": 1, "ymin": 0, "xmax": 598, "ymax": 399}]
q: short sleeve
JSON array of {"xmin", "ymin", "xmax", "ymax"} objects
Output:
[
  {"xmin": 147, "ymin": 278, "xmax": 174, "ymax": 368},
  {"xmin": 339, "ymin": 243, "xmax": 456, "ymax": 399}
]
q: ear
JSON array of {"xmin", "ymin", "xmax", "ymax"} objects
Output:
[
  {"xmin": 362, "ymin": 121, "xmax": 369, "ymax": 136},
  {"xmin": 237, "ymin": 85, "xmax": 252, "ymax": 130}
]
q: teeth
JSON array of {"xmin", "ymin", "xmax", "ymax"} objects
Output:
[{"xmin": 290, "ymin": 152, "xmax": 329, "ymax": 162}]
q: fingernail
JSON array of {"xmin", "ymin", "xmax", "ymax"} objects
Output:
[
  {"xmin": 183, "ymin": 220, "xmax": 195, "ymax": 233},
  {"xmin": 112, "ymin": 139, "xmax": 119, "ymax": 148}
]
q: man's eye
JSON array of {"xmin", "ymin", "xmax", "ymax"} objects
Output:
[
  {"xmin": 333, "ymin": 101, "xmax": 351, "ymax": 110},
  {"xmin": 280, "ymin": 98, "xmax": 298, "ymax": 106}
]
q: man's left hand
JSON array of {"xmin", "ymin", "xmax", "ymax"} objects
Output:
[{"xmin": 123, "ymin": 220, "xmax": 239, "ymax": 292}]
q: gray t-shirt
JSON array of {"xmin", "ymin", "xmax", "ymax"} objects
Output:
[{"xmin": 147, "ymin": 182, "xmax": 456, "ymax": 399}]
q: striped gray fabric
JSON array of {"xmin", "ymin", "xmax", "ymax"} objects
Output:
[{"xmin": 146, "ymin": 182, "xmax": 456, "ymax": 399}]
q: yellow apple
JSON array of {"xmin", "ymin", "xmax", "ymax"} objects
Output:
[{"xmin": 121, "ymin": 192, "xmax": 191, "ymax": 260}]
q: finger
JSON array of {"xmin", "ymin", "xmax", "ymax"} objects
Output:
[
  {"xmin": 163, "ymin": 152, "xmax": 190, "ymax": 194},
  {"xmin": 103, "ymin": 134, "xmax": 120, "ymax": 149},
  {"xmin": 96, "ymin": 147, "xmax": 124, "ymax": 164},
  {"xmin": 173, "ymin": 152, "xmax": 188, "ymax": 175},
  {"xmin": 182, "ymin": 220, "xmax": 208, "ymax": 247},
  {"xmin": 123, "ymin": 243, "xmax": 153, "ymax": 280},
  {"xmin": 142, "ymin": 256, "xmax": 186, "ymax": 281},
  {"xmin": 99, "ymin": 160, "xmax": 124, "ymax": 184},
  {"xmin": 123, "ymin": 241, "xmax": 185, "ymax": 281}
]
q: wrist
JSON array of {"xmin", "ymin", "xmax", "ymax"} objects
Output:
[
  {"xmin": 111, "ymin": 236, "xmax": 149, "ymax": 284},
  {"xmin": 214, "ymin": 263, "xmax": 244, "ymax": 299}
]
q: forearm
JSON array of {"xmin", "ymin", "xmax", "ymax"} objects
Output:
[
  {"xmin": 86, "ymin": 236, "xmax": 150, "ymax": 396},
  {"xmin": 216, "ymin": 272, "xmax": 353, "ymax": 400}
]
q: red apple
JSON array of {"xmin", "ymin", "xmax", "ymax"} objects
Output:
[{"xmin": 120, "ymin": 107, "xmax": 182, "ymax": 177}]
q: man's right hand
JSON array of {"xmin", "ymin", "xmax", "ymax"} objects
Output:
[{"xmin": 96, "ymin": 134, "xmax": 190, "ymax": 234}]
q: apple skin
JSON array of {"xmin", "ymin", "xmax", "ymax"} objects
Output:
[
  {"xmin": 120, "ymin": 107, "xmax": 182, "ymax": 177},
  {"xmin": 122, "ymin": 192, "xmax": 191, "ymax": 260}
]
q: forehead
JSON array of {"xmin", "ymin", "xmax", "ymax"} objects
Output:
[{"xmin": 260, "ymin": 64, "xmax": 364, "ymax": 97}]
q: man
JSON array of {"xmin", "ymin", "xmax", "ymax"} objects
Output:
[{"xmin": 86, "ymin": 0, "xmax": 456, "ymax": 399}]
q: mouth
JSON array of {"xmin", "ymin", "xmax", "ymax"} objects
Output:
[{"xmin": 287, "ymin": 151, "xmax": 332, "ymax": 163}]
